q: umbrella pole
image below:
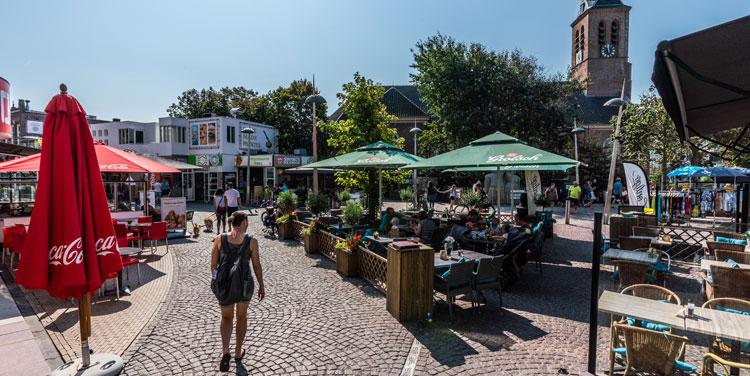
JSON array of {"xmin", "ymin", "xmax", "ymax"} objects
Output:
[
  {"xmin": 495, "ymin": 167, "xmax": 501, "ymax": 215},
  {"xmin": 79, "ymin": 292, "xmax": 92, "ymax": 367},
  {"xmin": 713, "ymin": 177, "xmax": 717, "ymax": 228},
  {"xmin": 378, "ymin": 169, "xmax": 383, "ymax": 213}
]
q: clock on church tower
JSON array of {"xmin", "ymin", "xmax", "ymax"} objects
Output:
[{"xmin": 570, "ymin": 0, "xmax": 632, "ymax": 99}]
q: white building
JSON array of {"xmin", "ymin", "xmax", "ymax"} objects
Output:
[{"xmin": 89, "ymin": 115, "xmax": 306, "ymax": 202}]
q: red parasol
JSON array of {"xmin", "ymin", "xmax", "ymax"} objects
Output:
[
  {"xmin": 0, "ymin": 143, "xmax": 180, "ymax": 173},
  {"xmin": 15, "ymin": 85, "xmax": 123, "ymax": 371}
]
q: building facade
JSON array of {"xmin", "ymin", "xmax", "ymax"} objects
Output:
[{"xmin": 571, "ymin": 0, "xmax": 632, "ymax": 144}]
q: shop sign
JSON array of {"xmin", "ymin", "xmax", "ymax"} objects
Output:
[
  {"xmin": 244, "ymin": 155, "xmax": 273, "ymax": 167},
  {"xmin": 274, "ymin": 155, "xmax": 301, "ymax": 167},
  {"xmin": 194, "ymin": 154, "xmax": 223, "ymax": 167},
  {"xmin": 26, "ymin": 120, "xmax": 43, "ymax": 136}
]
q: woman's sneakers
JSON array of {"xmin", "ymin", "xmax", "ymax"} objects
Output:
[{"xmin": 219, "ymin": 353, "xmax": 231, "ymax": 372}]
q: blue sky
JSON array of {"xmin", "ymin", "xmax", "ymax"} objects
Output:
[{"xmin": 3, "ymin": 1, "xmax": 748, "ymax": 122}]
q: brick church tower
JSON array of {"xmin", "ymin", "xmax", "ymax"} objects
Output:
[{"xmin": 571, "ymin": 0, "xmax": 632, "ymax": 141}]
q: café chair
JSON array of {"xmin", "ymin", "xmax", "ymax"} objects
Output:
[
  {"xmin": 714, "ymin": 249, "xmax": 750, "ymax": 265},
  {"xmin": 706, "ymin": 265, "xmax": 750, "ymax": 300},
  {"xmin": 613, "ymin": 285, "xmax": 680, "ymax": 343},
  {"xmin": 142, "ymin": 221, "xmax": 168, "ymax": 255},
  {"xmin": 702, "ymin": 298, "xmax": 750, "ymax": 365},
  {"xmin": 121, "ymin": 255, "xmax": 141, "ymax": 285},
  {"xmin": 702, "ymin": 352, "xmax": 750, "ymax": 376},
  {"xmin": 707, "ymin": 241, "xmax": 746, "ymax": 257},
  {"xmin": 632, "ymin": 226, "xmax": 660, "ymax": 237},
  {"xmin": 619, "ymin": 236, "xmax": 651, "ymax": 251},
  {"xmin": 527, "ymin": 228, "xmax": 545, "ymax": 275},
  {"xmin": 610, "ymin": 323, "xmax": 695, "ymax": 376},
  {"xmin": 98, "ymin": 272, "xmax": 120, "ymax": 300},
  {"xmin": 471, "ymin": 255, "xmax": 505, "ymax": 309},
  {"xmin": 137, "ymin": 216, "xmax": 152, "ymax": 224},
  {"xmin": 713, "ymin": 230, "xmax": 747, "ymax": 242},
  {"xmin": 612, "ymin": 260, "xmax": 649, "ymax": 292},
  {"xmin": 434, "ymin": 261, "xmax": 475, "ymax": 320}
]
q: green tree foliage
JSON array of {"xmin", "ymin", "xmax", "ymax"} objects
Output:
[
  {"xmin": 318, "ymin": 73, "xmax": 408, "ymax": 218},
  {"xmin": 411, "ymin": 34, "xmax": 583, "ymax": 157},
  {"xmin": 167, "ymin": 87, "xmax": 258, "ymax": 119},
  {"xmin": 618, "ymin": 86, "xmax": 692, "ymax": 181}
]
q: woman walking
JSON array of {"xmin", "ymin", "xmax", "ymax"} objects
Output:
[
  {"xmin": 210, "ymin": 212, "xmax": 265, "ymax": 372},
  {"xmin": 213, "ymin": 188, "xmax": 227, "ymax": 234},
  {"xmin": 426, "ymin": 181, "xmax": 438, "ymax": 210}
]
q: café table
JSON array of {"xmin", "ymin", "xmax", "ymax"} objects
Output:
[
  {"xmin": 599, "ymin": 290, "xmax": 750, "ymax": 375},
  {"xmin": 602, "ymin": 248, "xmax": 659, "ymax": 265},
  {"xmin": 434, "ymin": 250, "xmax": 491, "ymax": 269},
  {"xmin": 364, "ymin": 236, "xmax": 406, "ymax": 247},
  {"xmin": 127, "ymin": 223, "xmax": 152, "ymax": 248},
  {"xmin": 700, "ymin": 258, "xmax": 750, "ymax": 273},
  {"xmin": 629, "ymin": 235, "xmax": 673, "ymax": 248},
  {"xmin": 118, "ymin": 247, "xmax": 142, "ymax": 256}
]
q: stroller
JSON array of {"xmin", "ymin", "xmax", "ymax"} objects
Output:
[{"xmin": 261, "ymin": 205, "xmax": 280, "ymax": 237}]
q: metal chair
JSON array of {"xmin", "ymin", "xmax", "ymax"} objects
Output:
[
  {"xmin": 471, "ymin": 255, "xmax": 505, "ymax": 309},
  {"xmin": 434, "ymin": 261, "xmax": 475, "ymax": 320},
  {"xmin": 142, "ymin": 221, "xmax": 168, "ymax": 255},
  {"xmin": 121, "ymin": 255, "xmax": 141, "ymax": 285},
  {"xmin": 612, "ymin": 260, "xmax": 650, "ymax": 291}
]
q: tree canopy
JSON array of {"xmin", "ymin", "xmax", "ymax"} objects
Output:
[
  {"xmin": 167, "ymin": 87, "xmax": 258, "ymax": 119},
  {"xmin": 411, "ymin": 34, "xmax": 583, "ymax": 157}
]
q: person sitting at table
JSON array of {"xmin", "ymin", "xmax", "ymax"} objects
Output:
[
  {"xmin": 487, "ymin": 217, "xmax": 502, "ymax": 235},
  {"xmin": 449, "ymin": 223, "xmax": 471, "ymax": 248},
  {"xmin": 414, "ymin": 211, "xmax": 436, "ymax": 244},
  {"xmin": 379, "ymin": 207, "xmax": 403, "ymax": 233}
]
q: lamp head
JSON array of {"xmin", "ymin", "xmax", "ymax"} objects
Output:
[
  {"xmin": 240, "ymin": 127, "xmax": 255, "ymax": 134},
  {"xmin": 409, "ymin": 127, "xmax": 423, "ymax": 134},
  {"xmin": 571, "ymin": 127, "xmax": 585, "ymax": 134},
  {"xmin": 603, "ymin": 97, "xmax": 631, "ymax": 108},
  {"xmin": 304, "ymin": 94, "xmax": 326, "ymax": 105}
]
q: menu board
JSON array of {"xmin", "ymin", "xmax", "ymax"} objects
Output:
[{"xmin": 161, "ymin": 197, "xmax": 187, "ymax": 231}]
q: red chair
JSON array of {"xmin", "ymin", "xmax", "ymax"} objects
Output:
[
  {"xmin": 121, "ymin": 255, "xmax": 140, "ymax": 285},
  {"xmin": 9, "ymin": 225, "xmax": 26, "ymax": 271},
  {"xmin": 99, "ymin": 272, "xmax": 120, "ymax": 300},
  {"xmin": 137, "ymin": 216, "xmax": 152, "ymax": 224},
  {"xmin": 114, "ymin": 223, "xmax": 139, "ymax": 247},
  {"xmin": 142, "ymin": 221, "xmax": 168, "ymax": 255},
  {"xmin": 2, "ymin": 226, "xmax": 12, "ymax": 266}
]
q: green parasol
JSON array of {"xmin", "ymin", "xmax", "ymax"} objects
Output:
[
  {"xmin": 404, "ymin": 131, "xmax": 579, "ymax": 210},
  {"xmin": 300, "ymin": 141, "xmax": 423, "ymax": 211}
]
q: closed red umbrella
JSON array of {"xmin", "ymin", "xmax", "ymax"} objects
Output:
[{"xmin": 15, "ymin": 85, "xmax": 123, "ymax": 373}]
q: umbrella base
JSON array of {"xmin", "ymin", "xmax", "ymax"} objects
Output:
[{"xmin": 51, "ymin": 353, "xmax": 124, "ymax": 376}]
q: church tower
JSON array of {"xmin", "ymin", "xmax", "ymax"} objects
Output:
[{"xmin": 571, "ymin": 0, "xmax": 632, "ymax": 99}]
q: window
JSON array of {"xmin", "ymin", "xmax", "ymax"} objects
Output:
[
  {"xmin": 579, "ymin": 26, "xmax": 585, "ymax": 55},
  {"xmin": 160, "ymin": 126, "xmax": 171, "ymax": 142},
  {"xmin": 226, "ymin": 126, "xmax": 236, "ymax": 144},
  {"xmin": 611, "ymin": 20, "xmax": 619, "ymax": 54},
  {"xmin": 103, "ymin": 129, "xmax": 108, "ymax": 136},
  {"xmin": 598, "ymin": 21, "xmax": 606, "ymax": 52},
  {"xmin": 574, "ymin": 30, "xmax": 580, "ymax": 54},
  {"xmin": 177, "ymin": 127, "xmax": 186, "ymax": 143},
  {"xmin": 118, "ymin": 128, "xmax": 144, "ymax": 144}
]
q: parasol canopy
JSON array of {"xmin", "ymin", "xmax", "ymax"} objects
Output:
[
  {"xmin": 652, "ymin": 15, "xmax": 750, "ymax": 146},
  {"xmin": 15, "ymin": 91, "xmax": 123, "ymax": 300},
  {"xmin": 0, "ymin": 143, "xmax": 180, "ymax": 173},
  {"xmin": 402, "ymin": 131, "xmax": 579, "ymax": 171},
  {"xmin": 300, "ymin": 141, "xmax": 422, "ymax": 169}
]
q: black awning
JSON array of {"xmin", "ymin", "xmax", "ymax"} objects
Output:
[
  {"xmin": 652, "ymin": 16, "xmax": 750, "ymax": 146},
  {"xmin": 0, "ymin": 142, "xmax": 40, "ymax": 157}
]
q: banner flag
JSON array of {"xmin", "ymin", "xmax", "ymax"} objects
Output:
[
  {"xmin": 525, "ymin": 170, "xmax": 543, "ymax": 213},
  {"xmin": 623, "ymin": 162, "xmax": 650, "ymax": 208}
]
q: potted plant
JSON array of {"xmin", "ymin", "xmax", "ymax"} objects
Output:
[
  {"xmin": 302, "ymin": 190, "xmax": 330, "ymax": 252},
  {"xmin": 275, "ymin": 191, "xmax": 298, "ymax": 240},
  {"xmin": 334, "ymin": 233, "xmax": 362, "ymax": 277},
  {"xmin": 342, "ymin": 201, "xmax": 364, "ymax": 226},
  {"xmin": 336, "ymin": 189, "xmax": 351, "ymax": 208},
  {"xmin": 459, "ymin": 190, "xmax": 483, "ymax": 209},
  {"xmin": 399, "ymin": 188, "xmax": 414, "ymax": 205}
]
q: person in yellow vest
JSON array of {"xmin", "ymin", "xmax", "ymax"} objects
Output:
[{"xmin": 568, "ymin": 181, "xmax": 582, "ymax": 214}]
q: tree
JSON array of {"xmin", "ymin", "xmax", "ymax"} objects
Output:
[
  {"xmin": 167, "ymin": 87, "xmax": 258, "ymax": 119},
  {"xmin": 618, "ymin": 86, "xmax": 692, "ymax": 183},
  {"xmin": 411, "ymin": 33, "xmax": 583, "ymax": 157},
  {"xmin": 318, "ymin": 73, "xmax": 408, "ymax": 218}
]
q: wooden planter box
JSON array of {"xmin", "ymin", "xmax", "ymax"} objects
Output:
[
  {"xmin": 336, "ymin": 248, "xmax": 359, "ymax": 277},
  {"xmin": 277, "ymin": 221, "xmax": 292, "ymax": 240},
  {"xmin": 303, "ymin": 233, "xmax": 319, "ymax": 254}
]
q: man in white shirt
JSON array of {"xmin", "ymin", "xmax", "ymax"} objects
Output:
[{"xmin": 224, "ymin": 184, "xmax": 242, "ymax": 229}]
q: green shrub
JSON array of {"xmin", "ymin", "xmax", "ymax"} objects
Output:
[
  {"xmin": 277, "ymin": 190, "xmax": 298, "ymax": 214},
  {"xmin": 305, "ymin": 190, "xmax": 330, "ymax": 217},
  {"xmin": 342, "ymin": 201, "xmax": 364, "ymax": 225},
  {"xmin": 399, "ymin": 188, "xmax": 414, "ymax": 202},
  {"xmin": 275, "ymin": 214, "xmax": 291, "ymax": 224},
  {"xmin": 459, "ymin": 191, "xmax": 483, "ymax": 208},
  {"xmin": 337, "ymin": 189, "xmax": 351, "ymax": 203}
]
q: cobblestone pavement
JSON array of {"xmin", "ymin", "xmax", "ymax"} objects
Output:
[
  {"xmin": 22, "ymin": 244, "xmax": 173, "ymax": 362},
  {"xmin": 119, "ymin": 203, "xmax": 712, "ymax": 375}
]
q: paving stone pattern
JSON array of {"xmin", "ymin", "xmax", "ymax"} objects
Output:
[{"xmin": 120, "ymin": 204, "xmax": 712, "ymax": 375}]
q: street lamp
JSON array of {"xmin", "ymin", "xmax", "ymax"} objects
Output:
[
  {"xmin": 241, "ymin": 127, "xmax": 255, "ymax": 207},
  {"xmin": 602, "ymin": 95, "xmax": 630, "ymax": 224},
  {"xmin": 409, "ymin": 126, "xmax": 423, "ymax": 208},
  {"xmin": 304, "ymin": 94, "xmax": 326, "ymax": 194},
  {"xmin": 571, "ymin": 124, "xmax": 585, "ymax": 184}
]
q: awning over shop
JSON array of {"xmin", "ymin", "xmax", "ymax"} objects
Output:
[
  {"xmin": 143, "ymin": 155, "xmax": 205, "ymax": 171},
  {"xmin": 0, "ymin": 142, "xmax": 40, "ymax": 157},
  {"xmin": 652, "ymin": 16, "xmax": 750, "ymax": 153}
]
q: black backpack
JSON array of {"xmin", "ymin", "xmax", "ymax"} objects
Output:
[{"xmin": 211, "ymin": 235, "xmax": 252, "ymax": 306}]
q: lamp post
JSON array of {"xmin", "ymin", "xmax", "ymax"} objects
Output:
[
  {"xmin": 602, "ymin": 96, "xmax": 630, "ymax": 224},
  {"xmin": 241, "ymin": 127, "xmax": 255, "ymax": 207},
  {"xmin": 571, "ymin": 123, "xmax": 585, "ymax": 184},
  {"xmin": 409, "ymin": 126, "xmax": 422, "ymax": 208},
  {"xmin": 304, "ymin": 94, "xmax": 326, "ymax": 194}
]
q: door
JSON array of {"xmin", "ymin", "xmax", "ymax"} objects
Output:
[
  {"xmin": 182, "ymin": 172, "xmax": 195, "ymax": 201},
  {"xmin": 195, "ymin": 172, "xmax": 206, "ymax": 202}
]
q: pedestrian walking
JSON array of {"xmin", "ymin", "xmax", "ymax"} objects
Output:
[
  {"xmin": 438, "ymin": 185, "xmax": 458, "ymax": 212},
  {"xmin": 426, "ymin": 181, "xmax": 438, "ymax": 210},
  {"xmin": 568, "ymin": 181, "xmax": 582, "ymax": 214},
  {"xmin": 544, "ymin": 183, "xmax": 559, "ymax": 207},
  {"xmin": 613, "ymin": 177, "xmax": 623, "ymax": 205},
  {"xmin": 224, "ymin": 184, "xmax": 242, "ymax": 230},
  {"xmin": 214, "ymin": 188, "xmax": 227, "ymax": 234},
  {"xmin": 210, "ymin": 212, "xmax": 265, "ymax": 372}
]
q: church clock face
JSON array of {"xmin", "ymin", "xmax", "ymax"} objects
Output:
[{"xmin": 601, "ymin": 44, "xmax": 616, "ymax": 58}]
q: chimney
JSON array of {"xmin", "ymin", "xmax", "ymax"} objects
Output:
[
  {"xmin": 18, "ymin": 99, "xmax": 25, "ymax": 112},
  {"xmin": 112, "ymin": 118, "xmax": 121, "ymax": 122}
]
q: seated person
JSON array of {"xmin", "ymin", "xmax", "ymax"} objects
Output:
[
  {"xmin": 388, "ymin": 216, "xmax": 403, "ymax": 237},
  {"xmin": 379, "ymin": 207, "xmax": 403, "ymax": 233},
  {"xmin": 414, "ymin": 211, "xmax": 436, "ymax": 244},
  {"xmin": 487, "ymin": 217, "xmax": 502, "ymax": 235},
  {"xmin": 448, "ymin": 224, "xmax": 471, "ymax": 248},
  {"xmin": 466, "ymin": 209, "xmax": 481, "ymax": 224}
]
